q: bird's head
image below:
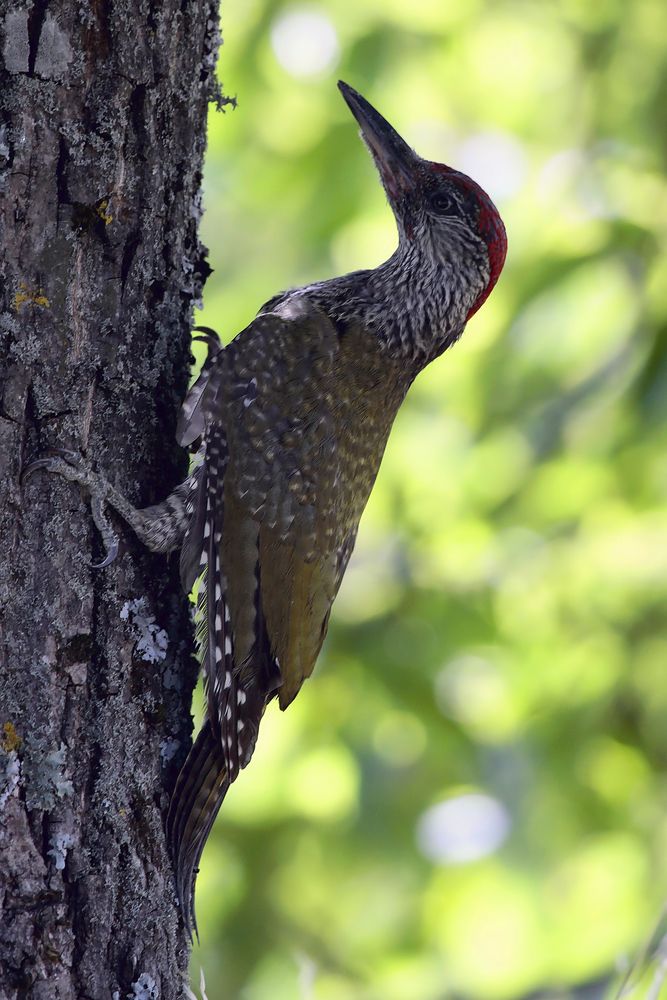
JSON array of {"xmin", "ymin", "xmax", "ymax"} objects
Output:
[{"xmin": 338, "ymin": 81, "xmax": 507, "ymax": 329}]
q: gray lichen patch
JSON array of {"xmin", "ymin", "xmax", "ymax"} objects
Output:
[
  {"xmin": 0, "ymin": 752, "xmax": 21, "ymax": 811},
  {"xmin": 23, "ymin": 741, "xmax": 74, "ymax": 811},
  {"xmin": 159, "ymin": 737, "xmax": 179, "ymax": 764},
  {"xmin": 121, "ymin": 597, "xmax": 170, "ymax": 664},
  {"xmin": 128, "ymin": 972, "xmax": 159, "ymax": 999},
  {"xmin": 47, "ymin": 829, "xmax": 75, "ymax": 870}
]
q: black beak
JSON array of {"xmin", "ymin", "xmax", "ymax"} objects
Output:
[{"xmin": 338, "ymin": 81, "xmax": 418, "ymax": 200}]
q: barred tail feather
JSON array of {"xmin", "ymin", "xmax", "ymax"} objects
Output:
[
  {"xmin": 168, "ymin": 426, "xmax": 235, "ymax": 934},
  {"xmin": 166, "ymin": 720, "xmax": 229, "ymax": 939},
  {"xmin": 169, "ymin": 419, "xmax": 268, "ymax": 933}
]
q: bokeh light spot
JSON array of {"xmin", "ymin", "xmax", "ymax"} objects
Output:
[
  {"xmin": 417, "ymin": 792, "xmax": 511, "ymax": 864},
  {"xmin": 455, "ymin": 132, "xmax": 527, "ymax": 203},
  {"xmin": 270, "ymin": 7, "xmax": 339, "ymax": 79}
]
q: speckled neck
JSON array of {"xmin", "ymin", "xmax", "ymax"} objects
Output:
[{"xmin": 299, "ymin": 228, "xmax": 490, "ymax": 368}]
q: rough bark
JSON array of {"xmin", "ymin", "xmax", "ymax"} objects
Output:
[{"xmin": 0, "ymin": 1, "xmax": 223, "ymax": 997}]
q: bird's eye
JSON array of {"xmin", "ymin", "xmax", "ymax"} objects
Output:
[{"xmin": 431, "ymin": 191, "xmax": 455, "ymax": 215}]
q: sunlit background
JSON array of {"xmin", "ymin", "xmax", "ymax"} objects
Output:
[{"xmin": 190, "ymin": 1, "xmax": 667, "ymax": 997}]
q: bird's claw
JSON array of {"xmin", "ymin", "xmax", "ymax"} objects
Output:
[
  {"xmin": 23, "ymin": 450, "xmax": 90, "ymax": 484},
  {"xmin": 91, "ymin": 539, "xmax": 119, "ymax": 570},
  {"xmin": 22, "ymin": 455, "xmax": 65, "ymax": 481},
  {"xmin": 23, "ymin": 450, "xmax": 120, "ymax": 569}
]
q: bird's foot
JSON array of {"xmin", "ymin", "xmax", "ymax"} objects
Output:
[{"xmin": 23, "ymin": 450, "xmax": 120, "ymax": 568}]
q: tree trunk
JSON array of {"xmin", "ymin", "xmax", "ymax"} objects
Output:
[{"xmin": 0, "ymin": 2, "xmax": 222, "ymax": 996}]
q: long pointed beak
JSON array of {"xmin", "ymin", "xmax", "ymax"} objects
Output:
[{"xmin": 338, "ymin": 81, "xmax": 418, "ymax": 199}]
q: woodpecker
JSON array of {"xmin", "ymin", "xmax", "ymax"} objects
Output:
[{"xmin": 27, "ymin": 82, "xmax": 507, "ymax": 935}]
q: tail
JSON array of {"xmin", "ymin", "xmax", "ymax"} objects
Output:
[{"xmin": 166, "ymin": 720, "xmax": 230, "ymax": 938}]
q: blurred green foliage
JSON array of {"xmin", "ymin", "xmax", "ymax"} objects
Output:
[{"xmin": 190, "ymin": 0, "xmax": 667, "ymax": 996}]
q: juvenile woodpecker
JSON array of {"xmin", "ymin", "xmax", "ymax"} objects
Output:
[{"xmin": 28, "ymin": 82, "xmax": 507, "ymax": 934}]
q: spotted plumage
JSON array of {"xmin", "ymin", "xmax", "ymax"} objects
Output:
[{"xmin": 25, "ymin": 82, "xmax": 507, "ymax": 937}]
